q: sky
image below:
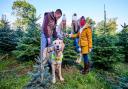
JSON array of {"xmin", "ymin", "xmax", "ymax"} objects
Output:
[{"xmin": 0, "ymin": 0, "xmax": 128, "ymax": 31}]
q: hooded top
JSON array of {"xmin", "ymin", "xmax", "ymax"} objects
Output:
[{"xmin": 72, "ymin": 15, "xmax": 80, "ymax": 34}]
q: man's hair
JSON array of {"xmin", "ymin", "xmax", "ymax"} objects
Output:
[
  {"xmin": 73, "ymin": 13, "xmax": 77, "ymax": 16},
  {"xmin": 55, "ymin": 9, "xmax": 62, "ymax": 15}
]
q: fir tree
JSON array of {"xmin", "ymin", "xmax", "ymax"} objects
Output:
[
  {"xmin": 12, "ymin": 15, "xmax": 40, "ymax": 61},
  {"xmin": 15, "ymin": 27, "xmax": 24, "ymax": 39},
  {"xmin": 62, "ymin": 28, "xmax": 78, "ymax": 67},
  {"xmin": 24, "ymin": 56, "xmax": 52, "ymax": 89},
  {"xmin": 92, "ymin": 29, "xmax": 124, "ymax": 70},
  {"xmin": 119, "ymin": 23, "xmax": 128, "ymax": 62},
  {"xmin": 0, "ymin": 15, "xmax": 17, "ymax": 53}
]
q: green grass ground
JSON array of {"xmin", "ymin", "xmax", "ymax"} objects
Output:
[
  {"xmin": 0, "ymin": 55, "xmax": 33, "ymax": 89},
  {"xmin": 51, "ymin": 66, "xmax": 111, "ymax": 89},
  {"xmin": 0, "ymin": 54, "xmax": 127, "ymax": 89}
]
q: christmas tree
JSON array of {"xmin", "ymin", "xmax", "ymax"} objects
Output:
[
  {"xmin": 0, "ymin": 15, "xmax": 17, "ymax": 53},
  {"xmin": 12, "ymin": 15, "xmax": 40, "ymax": 61}
]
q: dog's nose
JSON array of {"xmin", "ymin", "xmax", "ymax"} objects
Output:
[{"xmin": 57, "ymin": 45, "xmax": 59, "ymax": 48}]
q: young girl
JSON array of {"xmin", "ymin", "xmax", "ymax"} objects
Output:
[{"xmin": 69, "ymin": 16, "xmax": 92, "ymax": 74}]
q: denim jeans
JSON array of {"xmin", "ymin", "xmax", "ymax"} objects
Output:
[
  {"xmin": 83, "ymin": 54, "xmax": 89, "ymax": 63},
  {"xmin": 41, "ymin": 32, "xmax": 47, "ymax": 52},
  {"xmin": 74, "ymin": 38, "xmax": 80, "ymax": 53}
]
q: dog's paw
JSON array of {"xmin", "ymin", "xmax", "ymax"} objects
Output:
[
  {"xmin": 52, "ymin": 78, "xmax": 56, "ymax": 84},
  {"xmin": 60, "ymin": 77, "xmax": 64, "ymax": 81}
]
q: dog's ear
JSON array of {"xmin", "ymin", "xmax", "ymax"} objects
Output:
[
  {"xmin": 60, "ymin": 40, "xmax": 64, "ymax": 44},
  {"xmin": 51, "ymin": 46, "xmax": 55, "ymax": 51},
  {"xmin": 53, "ymin": 46, "xmax": 55, "ymax": 51}
]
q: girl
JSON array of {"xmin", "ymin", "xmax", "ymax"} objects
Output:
[{"xmin": 69, "ymin": 16, "xmax": 92, "ymax": 74}]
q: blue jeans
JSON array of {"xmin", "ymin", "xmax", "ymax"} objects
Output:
[
  {"xmin": 41, "ymin": 32, "xmax": 47, "ymax": 52},
  {"xmin": 83, "ymin": 54, "xmax": 89, "ymax": 63},
  {"xmin": 40, "ymin": 32, "xmax": 46, "ymax": 61},
  {"xmin": 40, "ymin": 32, "xmax": 51, "ymax": 69},
  {"xmin": 74, "ymin": 38, "xmax": 80, "ymax": 53}
]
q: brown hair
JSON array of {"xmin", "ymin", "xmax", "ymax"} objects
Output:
[{"xmin": 55, "ymin": 9, "xmax": 62, "ymax": 15}]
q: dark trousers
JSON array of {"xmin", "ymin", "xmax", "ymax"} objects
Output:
[{"xmin": 83, "ymin": 54, "xmax": 89, "ymax": 63}]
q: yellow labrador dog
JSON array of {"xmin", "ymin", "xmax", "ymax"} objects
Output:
[
  {"xmin": 51, "ymin": 38, "xmax": 64, "ymax": 83},
  {"xmin": 42, "ymin": 38, "xmax": 64, "ymax": 83}
]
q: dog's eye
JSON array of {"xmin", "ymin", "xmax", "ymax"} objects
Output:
[{"xmin": 55, "ymin": 43, "xmax": 56, "ymax": 44}]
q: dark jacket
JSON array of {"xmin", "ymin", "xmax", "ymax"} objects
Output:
[{"xmin": 42, "ymin": 12, "xmax": 57, "ymax": 38}]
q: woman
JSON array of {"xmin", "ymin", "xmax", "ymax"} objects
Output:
[
  {"xmin": 69, "ymin": 16, "xmax": 92, "ymax": 74},
  {"xmin": 71, "ymin": 13, "xmax": 81, "ymax": 53}
]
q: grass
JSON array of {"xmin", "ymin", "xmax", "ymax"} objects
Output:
[
  {"xmin": 0, "ymin": 74, "xmax": 30, "ymax": 89},
  {"xmin": 1, "ymin": 54, "xmax": 127, "ymax": 89},
  {"xmin": 113, "ymin": 62, "xmax": 128, "ymax": 76},
  {"xmin": 50, "ymin": 59, "xmax": 111, "ymax": 89},
  {"xmin": 51, "ymin": 66, "xmax": 111, "ymax": 89},
  {"xmin": 0, "ymin": 54, "xmax": 33, "ymax": 89}
]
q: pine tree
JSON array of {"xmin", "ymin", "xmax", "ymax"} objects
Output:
[
  {"xmin": 62, "ymin": 28, "xmax": 78, "ymax": 67},
  {"xmin": 24, "ymin": 56, "xmax": 52, "ymax": 89},
  {"xmin": 12, "ymin": 1, "xmax": 52, "ymax": 88},
  {"xmin": 0, "ymin": 15, "xmax": 17, "ymax": 53},
  {"xmin": 15, "ymin": 27, "xmax": 24, "ymax": 39},
  {"xmin": 12, "ymin": 15, "xmax": 40, "ymax": 61},
  {"xmin": 119, "ymin": 23, "xmax": 128, "ymax": 62},
  {"xmin": 92, "ymin": 34, "xmax": 125, "ymax": 69},
  {"xmin": 91, "ymin": 6, "xmax": 124, "ymax": 69}
]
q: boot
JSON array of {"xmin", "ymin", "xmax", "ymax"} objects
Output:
[
  {"xmin": 86, "ymin": 62, "xmax": 90, "ymax": 73},
  {"xmin": 81, "ymin": 62, "xmax": 90, "ymax": 74}
]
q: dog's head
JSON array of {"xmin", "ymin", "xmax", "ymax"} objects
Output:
[{"xmin": 53, "ymin": 38, "xmax": 63, "ymax": 52}]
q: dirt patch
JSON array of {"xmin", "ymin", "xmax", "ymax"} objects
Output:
[
  {"xmin": 7, "ymin": 63, "xmax": 20, "ymax": 69},
  {"xmin": 62, "ymin": 65, "xmax": 79, "ymax": 74},
  {"xmin": 17, "ymin": 66, "xmax": 33, "ymax": 76}
]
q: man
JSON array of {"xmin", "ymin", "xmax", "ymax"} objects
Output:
[{"xmin": 41, "ymin": 9, "xmax": 62, "ymax": 57}]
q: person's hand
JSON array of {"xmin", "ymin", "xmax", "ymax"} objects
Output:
[
  {"xmin": 65, "ymin": 33, "xmax": 68, "ymax": 37},
  {"xmin": 47, "ymin": 38, "xmax": 51, "ymax": 45},
  {"xmin": 89, "ymin": 48, "xmax": 92, "ymax": 52},
  {"xmin": 68, "ymin": 34, "xmax": 72, "ymax": 38},
  {"xmin": 78, "ymin": 48, "xmax": 81, "ymax": 52}
]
